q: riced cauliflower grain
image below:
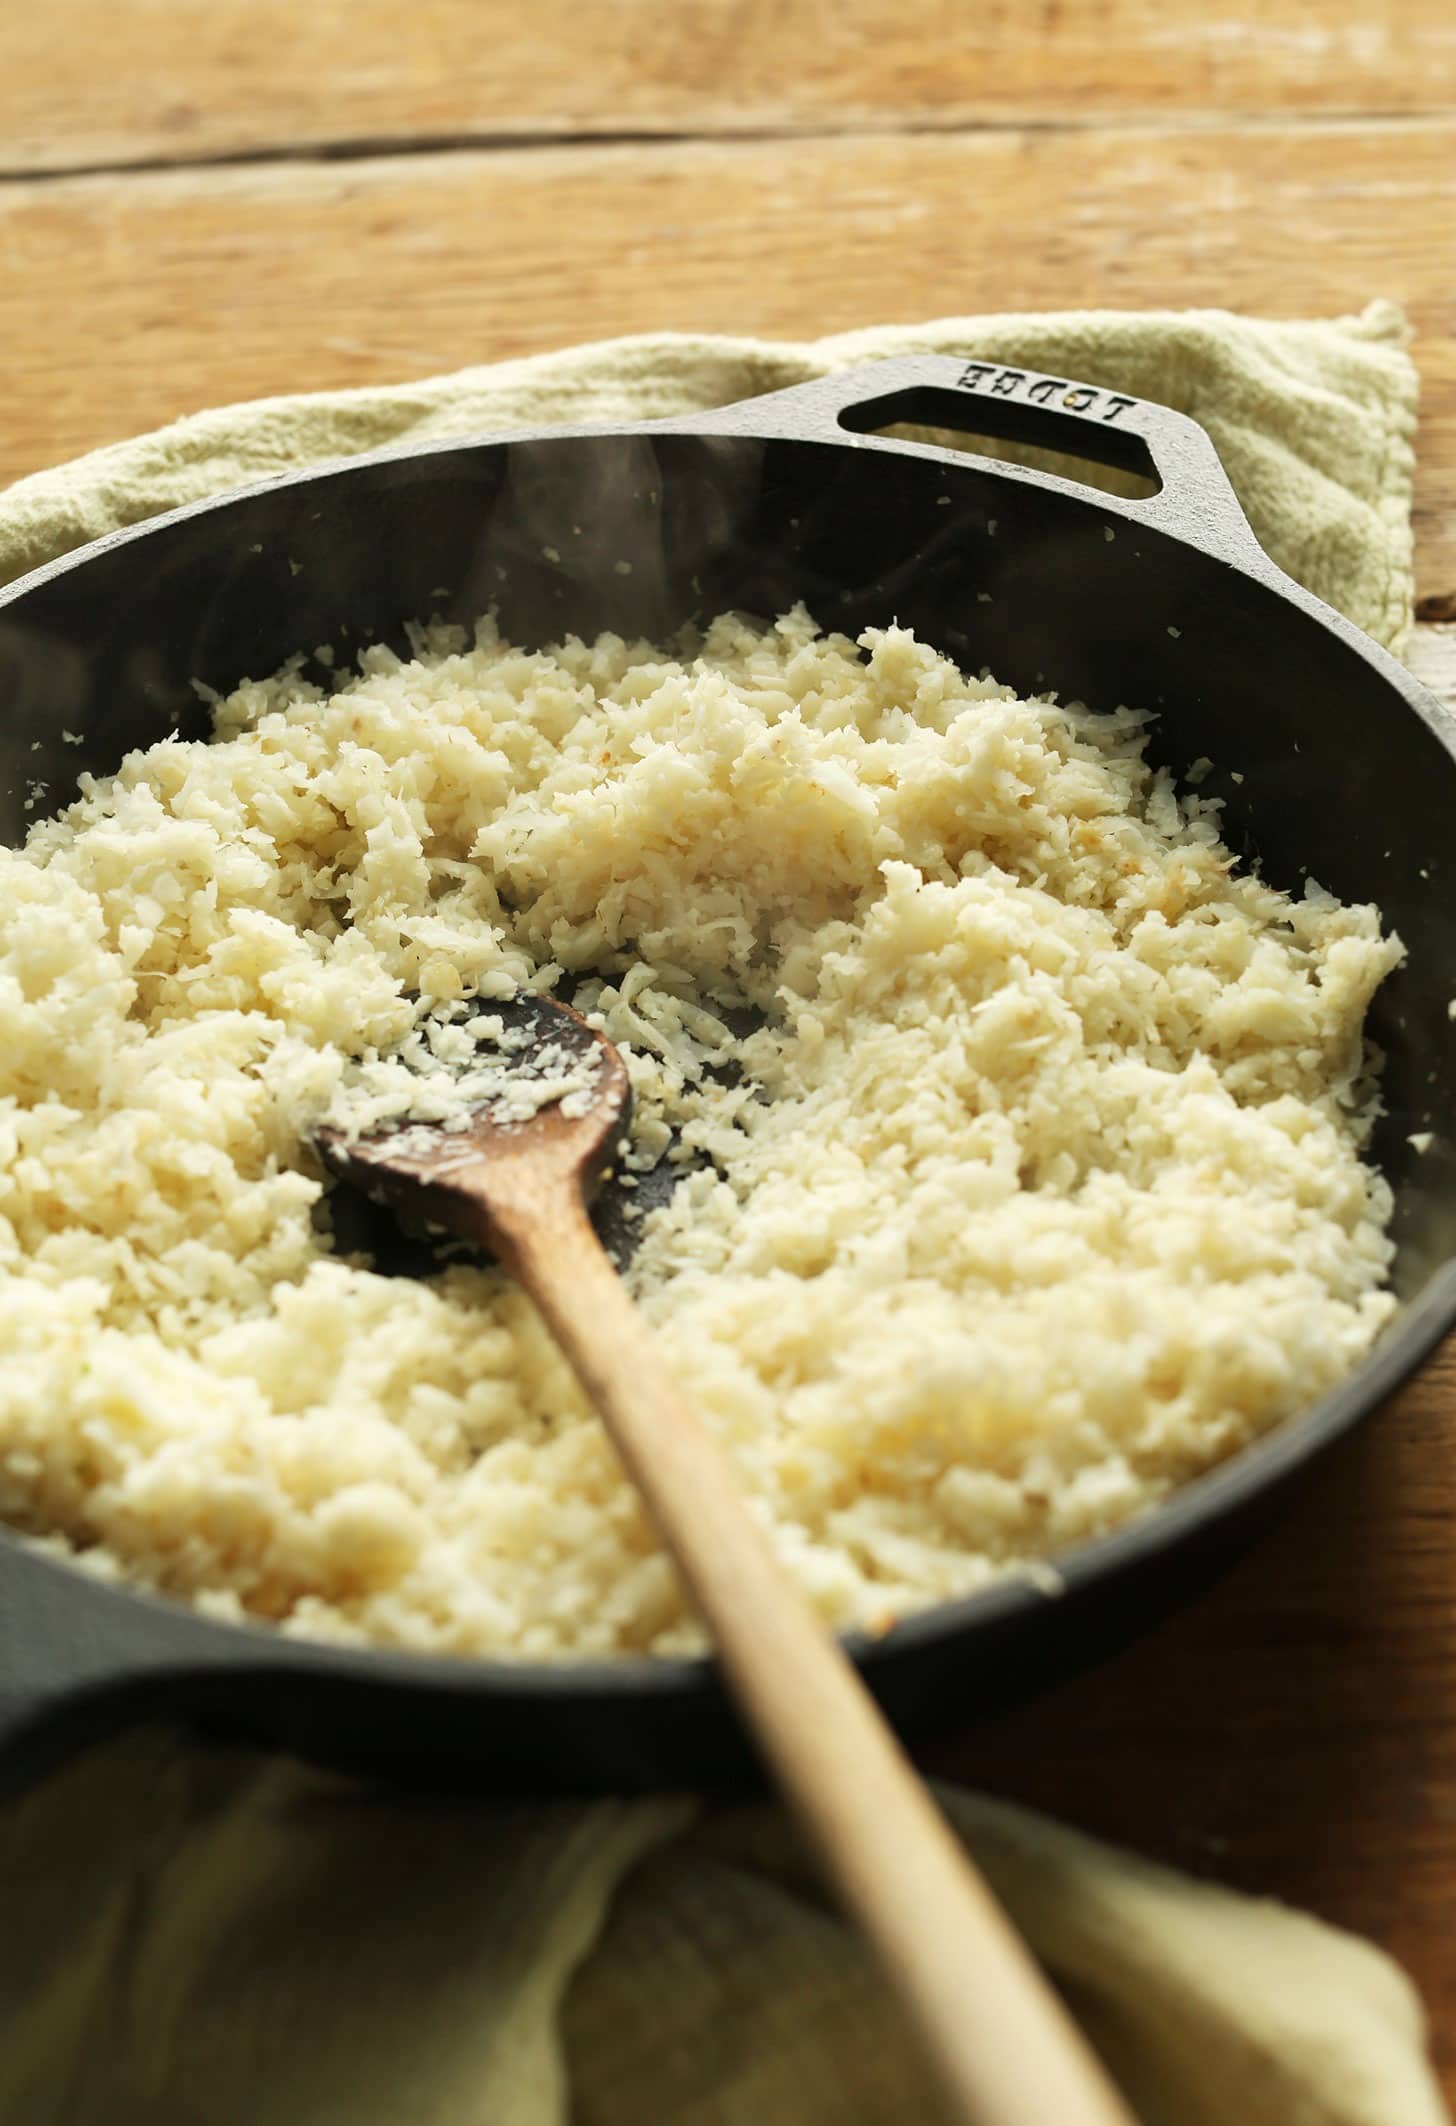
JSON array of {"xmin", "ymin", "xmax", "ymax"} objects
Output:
[{"xmin": 0, "ymin": 609, "xmax": 1402, "ymax": 1656}]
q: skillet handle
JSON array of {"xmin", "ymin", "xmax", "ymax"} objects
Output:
[{"xmin": 690, "ymin": 353, "xmax": 1266, "ymax": 569}]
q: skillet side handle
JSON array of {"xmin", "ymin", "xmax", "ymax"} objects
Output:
[{"xmin": 685, "ymin": 354, "xmax": 1267, "ymax": 571}]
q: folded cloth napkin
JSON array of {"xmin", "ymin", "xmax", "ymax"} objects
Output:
[{"xmin": 0, "ymin": 304, "xmax": 1445, "ymax": 2126}]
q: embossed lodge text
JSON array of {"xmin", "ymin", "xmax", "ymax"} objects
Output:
[{"xmin": 956, "ymin": 364, "xmax": 1135, "ymax": 423}]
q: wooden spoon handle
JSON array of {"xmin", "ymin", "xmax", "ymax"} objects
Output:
[{"xmin": 503, "ymin": 1201, "xmax": 1135, "ymax": 2126}]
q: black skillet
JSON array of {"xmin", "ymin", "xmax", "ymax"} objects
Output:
[{"xmin": 1, "ymin": 355, "xmax": 1454, "ymax": 1794}]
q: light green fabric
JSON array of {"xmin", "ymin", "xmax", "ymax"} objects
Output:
[
  {"xmin": 0, "ymin": 307, "xmax": 1444, "ymax": 2126},
  {"xmin": 0, "ymin": 1730, "xmax": 1446, "ymax": 2126}
]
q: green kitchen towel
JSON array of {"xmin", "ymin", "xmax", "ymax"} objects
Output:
[
  {"xmin": 0, "ymin": 1727, "xmax": 1446, "ymax": 2126},
  {"xmin": 0, "ymin": 303, "xmax": 1445, "ymax": 2126}
]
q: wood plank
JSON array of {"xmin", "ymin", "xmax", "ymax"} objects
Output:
[
  {"xmin": 2, "ymin": 0, "xmax": 1456, "ymax": 174},
  {"xmin": 3, "ymin": 120, "xmax": 1455, "ymax": 612}
]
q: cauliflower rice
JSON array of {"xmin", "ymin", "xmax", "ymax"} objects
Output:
[{"xmin": 0, "ymin": 609, "xmax": 1402, "ymax": 1656}]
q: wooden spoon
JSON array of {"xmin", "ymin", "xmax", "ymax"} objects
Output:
[{"xmin": 319, "ymin": 996, "xmax": 1134, "ymax": 2126}]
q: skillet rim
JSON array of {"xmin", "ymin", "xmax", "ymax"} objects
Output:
[{"xmin": 1, "ymin": 359, "xmax": 1454, "ymax": 1737}]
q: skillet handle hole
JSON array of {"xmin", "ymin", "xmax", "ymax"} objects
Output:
[{"xmin": 839, "ymin": 384, "xmax": 1161, "ymax": 501}]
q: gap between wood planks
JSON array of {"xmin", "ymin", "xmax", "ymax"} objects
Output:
[{"xmin": 5, "ymin": 102, "xmax": 1456, "ymax": 189}]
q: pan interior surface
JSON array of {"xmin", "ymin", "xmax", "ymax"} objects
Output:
[{"xmin": 1, "ymin": 421, "xmax": 1454, "ymax": 1788}]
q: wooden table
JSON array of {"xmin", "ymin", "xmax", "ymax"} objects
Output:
[{"xmin": 3, "ymin": 2, "xmax": 1454, "ymax": 2100}]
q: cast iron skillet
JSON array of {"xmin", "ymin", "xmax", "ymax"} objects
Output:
[{"xmin": 1, "ymin": 356, "xmax": 1454, "ymax": 1795}]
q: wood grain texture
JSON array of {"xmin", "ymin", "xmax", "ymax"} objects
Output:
[
  {"xmin": 3, "ymin": 121, "xmax": 1456, "ymax": 611},
  {"xmin": 3, "ymin": 0, "xmax": 1456, "ymax": 173}
]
